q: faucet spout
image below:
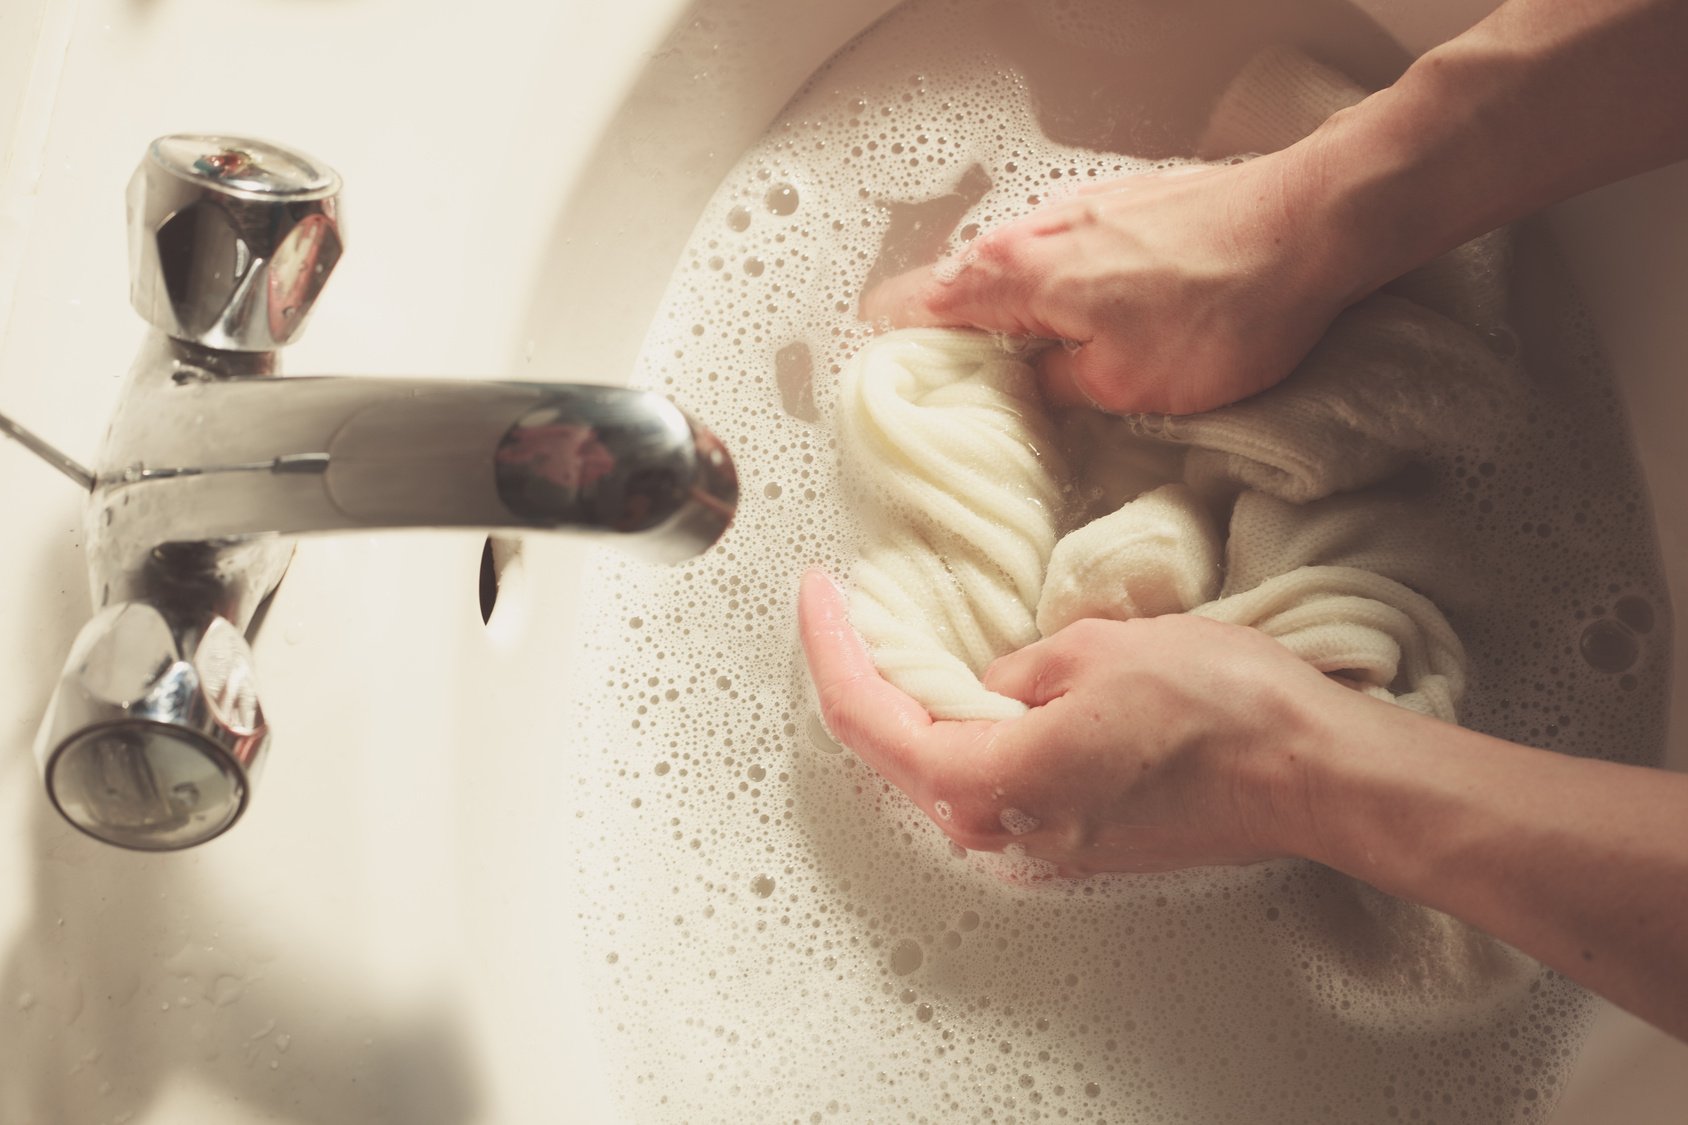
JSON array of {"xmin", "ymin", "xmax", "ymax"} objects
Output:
[{"xmin": 92, "ymin": 335, "xmax": 737, "ymax": 616}]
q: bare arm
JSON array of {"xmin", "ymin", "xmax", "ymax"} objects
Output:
[
  {"xmin": 1308, "ymin": 0, "xmax": 1688, "ymax": 303},
  {"xmin": 865, "ymin": 0, "xmax": 1688, "ymax": 414},
  {"xmin": 799, "ymin": 573, "xmax": 1688, "ymax": 1040},
  {"xmin": 1291, "ymin": 680, "xmax": 1688, "ymax": 1040}
]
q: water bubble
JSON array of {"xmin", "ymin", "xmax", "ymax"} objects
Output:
[
  {"xmin": 744, "ymin": 257, "xmax": 765, "ymax": 277},
  {"xmin": 999, "ymin": 808, "xmax": 1040, "ymax": 835},
  {"xmin": 1477, "ymin": 319, "xmax": 1521, "ymax": 358},
  {"xmin": 889, "ymin": 939, "xmax": 924, "ymax": 976},
  {"xmin": 751, "ymin": 875, "xmax": 776, "ymax": 898},
  {"xmin": 1579, "ymin": 618, "xmax": 1639, "ymax": 673},
  {"xmin": 806, "ymin": 714, "xmax": 843, "ymax": 754},
  {"xmin": 933, "ymin": 800, "xmax": 953, "ymax": 820},
  {"xmin": 765, "ymin": 183, "xmax": 800, "ymax": 215},
  {"xmin": 727, "ymin": 205, "xmax": 752, "ymax": 232}
]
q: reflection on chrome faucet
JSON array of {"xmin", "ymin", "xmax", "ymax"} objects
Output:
[{"xmin": 31, "ymin": 134, "xmax": 739, "ymax": 852}]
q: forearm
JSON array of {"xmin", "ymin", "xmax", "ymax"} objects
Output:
[
  {"xmin": 1292, "ymin": 0, "xmax": 1688, "ymax": 301},
  {"xmin": 1293, "ymin": 689, "xmax": 1688, "ymax": 1039}
]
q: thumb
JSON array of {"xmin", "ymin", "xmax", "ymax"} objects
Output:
[
  {"xmin": 859, "ymin": 264, "xmax": 955, "ymax": 329},
  {"xmin": 980, "ymin": 634, "xmax": 1077, "ymax": 708},
  {"xmin": 1038, "ymin": 337, "xmax": 1144, "ymax": 414},
  {"xmin": 859, "ymin": 228, "xmax": 1055, "ymax": 336}
]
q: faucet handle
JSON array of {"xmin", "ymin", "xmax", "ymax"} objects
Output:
[{"xmin": 127, "ymin": 134, "xmax": 343, "ymax": 351}]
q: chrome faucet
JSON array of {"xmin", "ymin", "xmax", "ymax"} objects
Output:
[{"xmin": 27, "ymin": 135, "xmax": 737, "ymax": 851}]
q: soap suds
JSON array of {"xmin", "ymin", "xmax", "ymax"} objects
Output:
[{"xmin": 560, "ymin": 0, "xmax": 1670, "ymax": 1120}]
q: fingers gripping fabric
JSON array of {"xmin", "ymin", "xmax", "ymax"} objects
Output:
[
  {"xmin": 836, "ymin": 46, "xmax": 1506, "ymax": 723},
  {"xmin": 1034, "ymin": 489, "xmax": 1471, "ymax": 722},
  {"xmin": 840, "ymin": 329, "xmax": 1066, "ymax": 720}
]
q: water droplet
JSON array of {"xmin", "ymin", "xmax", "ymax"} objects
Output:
[
  {"xmin": 764, "ymin": 483, "xmax": 783, "ymax": 499},
  {"xmin": 744, "ymin": 257, "xmax": 765, "ymax": 277},
  {"xmin": 751, "ymin": 875, "xmax": 776, "ymax": 898},
  {"xmin": 727, "ymin": 205, "xmax": 752, "ymax": 231}
]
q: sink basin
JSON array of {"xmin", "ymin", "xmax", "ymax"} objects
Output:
[{"xmin": 2, "ymin": 0, "xmax": 1683, "ymax": 1121}]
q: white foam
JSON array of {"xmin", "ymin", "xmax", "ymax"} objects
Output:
[{"xmin": 563, "ymin": 0, "xmax": 1671, "ymax": 1120}]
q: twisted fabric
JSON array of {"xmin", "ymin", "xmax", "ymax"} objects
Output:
[
  {"xmin": 840, "ymin": 329, "xmax": 1066, "ymax": 720},
  {"xmin": 836, "ymin": 47, "xmax": 1522, "ymax": 726}
]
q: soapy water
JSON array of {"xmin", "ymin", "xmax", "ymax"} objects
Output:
[{"xmin": 562, "ymin": 0, "xmax": 1670, "ymax": 1120}]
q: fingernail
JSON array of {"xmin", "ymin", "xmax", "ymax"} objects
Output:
[{"xmin": 800, "ymin": 567, "xmax": 845, "ymax": 609}]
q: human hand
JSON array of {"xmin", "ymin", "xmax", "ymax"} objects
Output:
[
  {"xmin": 798, "ymin": 569, "xmax": 1353, "ymax": 875},
  {"xmin": 860, "ymin": 152, "xmax": 1357, "ymax": 416}
]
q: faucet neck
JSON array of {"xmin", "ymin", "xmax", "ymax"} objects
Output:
[{"xmin": 156, "ymin": 334, "xmax": 279, "ymax": 383}]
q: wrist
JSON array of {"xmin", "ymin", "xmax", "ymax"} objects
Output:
[
  {"xmin": 1283, "ymin": 34, "xmax": 1533, "ymax": 307},
  {"xmin": 1231, "ymin": 670, "xmax": 1371, "ymax": 864}
]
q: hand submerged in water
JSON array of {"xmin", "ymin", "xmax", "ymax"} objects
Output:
[
  {"xmin": 860, "ymin": 152, "xmax": 1358, "ymax": 416},
  {"xmin": 797, "ymin": 569, "xmax": 1352, "ymax": 874}
]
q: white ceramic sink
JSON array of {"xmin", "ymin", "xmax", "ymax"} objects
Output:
[{"xmin": 2, "ymin": 0, "xmax": 1684, "ymax": 1121}]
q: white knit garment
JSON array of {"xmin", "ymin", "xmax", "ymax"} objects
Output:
[
  {"xmin": 1036, "ymin": 483, "xmax": 1223, "ymax": 636},
  {"xmin": 1150, "ymin": 295, "xmax": 1520, "ymax": 505},
  {"xmin": 841, "ymin": 329, "xmax": 1066, "ymax": 721},
  {"xmin": 838, "ymin": 47, "xmax": 1521, "ymax": 725},
  {"xmin": 1033, "ymin": 489, "xmax": 1468, "ymax": 722}
]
